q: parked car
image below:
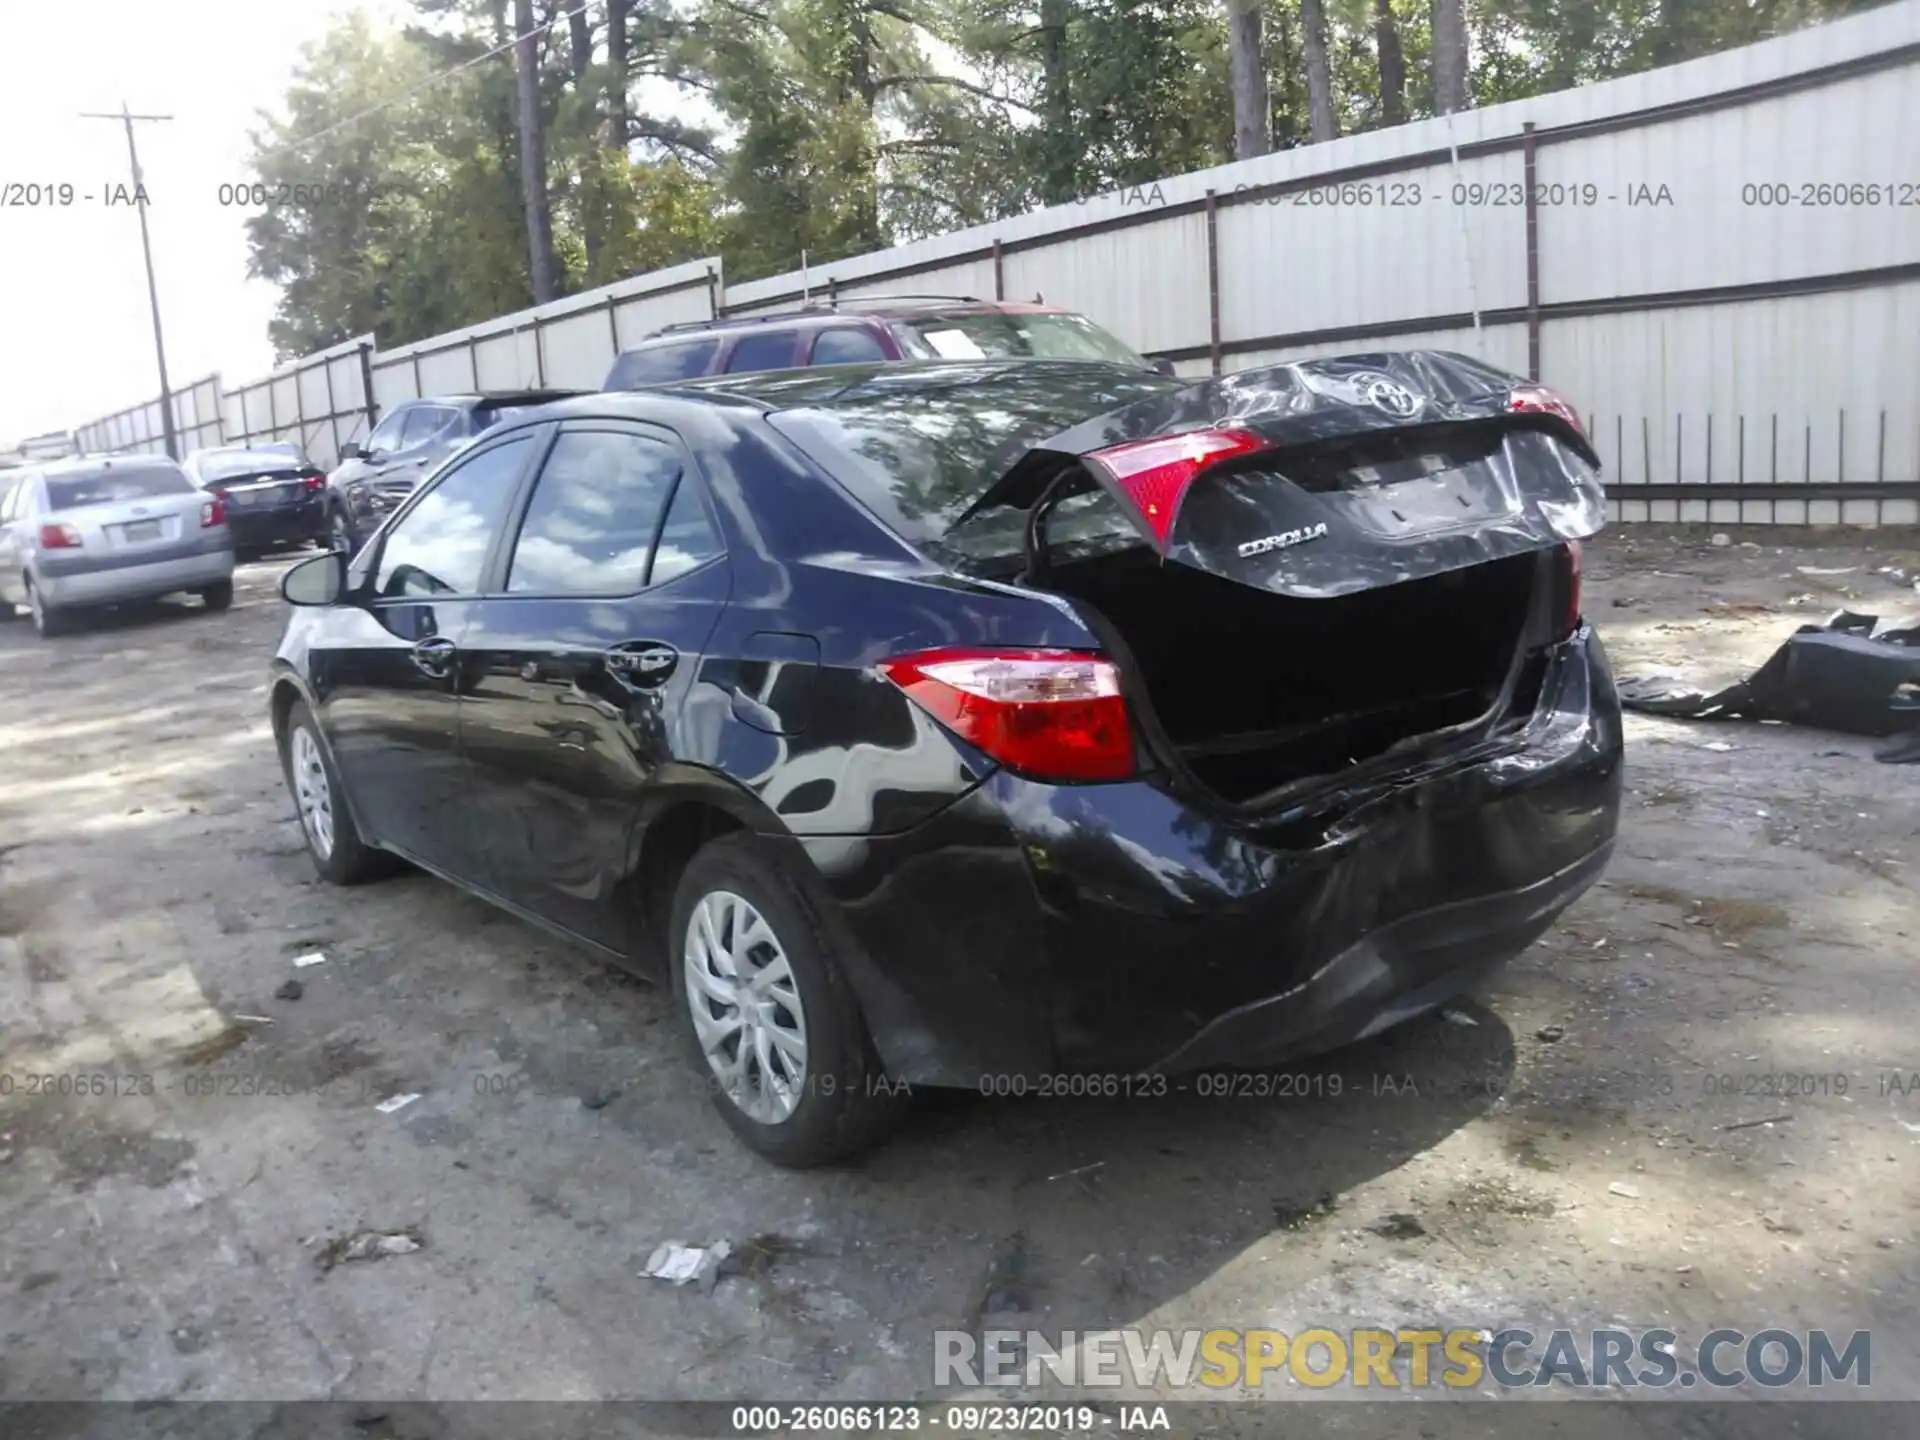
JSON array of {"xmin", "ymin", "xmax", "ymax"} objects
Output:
[
  {"xmin": 0, "ymin": 454, "xmax": 235, "ymax": 637},
  {"xmin": 603, "ymin": 296, "xmax": 1174, "ymax": 388},
  {"xmin": 266, "ymin": 351, "xmax": 1620, "ymax": 1165},
  {"xmin": 325, "ymin": 391, "xmax": 581, "ymax": 553},
  {"xmin": 183, "ymin": 444, "xmax": 330, "ymax": 558}
]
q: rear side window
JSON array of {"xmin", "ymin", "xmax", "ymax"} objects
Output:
[
  {"xmin": 649, "ymin": 478, "xmax": 723, "ymax": 584},
  {"xmin": 374, "ymin": 438, "xmax": 530, "ymax": 598},
  {"xmin": 725, "ymin": 331, "xmax": 801, "ymax": 374},
  {"xmin": 45, "ymin": 465, "xmax": 194, "ymax": 510},
  {"xmin": 605, "ymin": 340, "xmax": 720, "ymax": 388},
  {"xmin": 507, "ymin": 431, "xmax": 682, "ymax": 595},
  {"xmin": 809, "ymin": 327, "xmax": 888, "ymax": 366}
]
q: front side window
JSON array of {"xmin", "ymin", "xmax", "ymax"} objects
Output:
[
  {"xmin": 364, "ymin": 408, "xmax": 409, "ymax": 455},
  {"xmin": 373, "ymin": 438, "xmax": 530, "ymax": 598},
  {"xmin": 507, "ymin": 431, "xmax": 682, "ymax": 595},
  {"xmin": 400, "ymin": 406, "xmax": 453, "ymax": 449}
]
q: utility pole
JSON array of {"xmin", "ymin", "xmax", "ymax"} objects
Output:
[{"xmin": 81, "ymin": 104, "xmax": 178, "ymax": 459}]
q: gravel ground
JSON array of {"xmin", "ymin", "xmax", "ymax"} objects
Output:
[{"xmin": 2, "ymin": 525, "xmax": 1918, "ymax": 1439}]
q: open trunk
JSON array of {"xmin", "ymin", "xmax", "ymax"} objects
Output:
[{"xmin": 1049, "ymin": 547, "xmax": 1546, "ymax": 803}]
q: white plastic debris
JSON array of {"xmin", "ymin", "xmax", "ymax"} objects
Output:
[
  {"xmin": 1710, "ymin": 533, "xmax": 1731, "ymax": 547},
  {"xmin": 374, "ymin": 1093, "xmax": 421, "ymax": 1115},
  {"xmin": 642, "ymin": 1240, "xmax": 733, "ymax": 1290},
  {"xmin": 1796, "ymin": 565, "xmax": 1857, "ymax": 576},
  {"xmin": 1608, "ymin": 1182, "xmax": 1642, "ymax": 1199},
  {"xmin": 292, "ymin": 951, "xmax": 328, "ymax": 968},
  {"xmin": 1703, "ymin": 741, "xmax": 1734, "ymax": 752},
  {"xmin": 1440, "ymin": 1006, "xmax": 1478, "ymax": 1027},
  {"xmin": 318, "ymin": 1229, "xmax": 424, "ymax": 1270}
]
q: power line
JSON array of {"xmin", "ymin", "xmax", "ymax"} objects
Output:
[{"xmin": 256, "ymin": 0, "xmax": 596, "ymax": 166}]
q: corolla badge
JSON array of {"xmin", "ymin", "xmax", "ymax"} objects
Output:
[
  {"xmin": 1237, "ymin": 522, "xmax": 1329, "ymax": 558},
  {"xmin": 1361, "ymin": 375, "xmax": 1423, "ymax": 418}
]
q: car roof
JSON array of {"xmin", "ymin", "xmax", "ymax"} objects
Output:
[
  {"xmin": 628, "ymin": 300, "xmax": 1070, "ymax": 349},
  {"xmin": 399, "ymin": 389, "xmax": 585, "ymax": 407},
  {"xmin": 510, "ymin": 359, "xmax": 1169, "ymax": 427}
]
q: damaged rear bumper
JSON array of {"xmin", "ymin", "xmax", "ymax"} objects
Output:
[{"xmin": 803, "ymin": 628, "xmax": 1623, "ymax": 1087}]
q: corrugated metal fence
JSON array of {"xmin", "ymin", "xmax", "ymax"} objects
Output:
[{"xmin": 71, "ymin": 0, "xmax": 1920, "ymax": 523}]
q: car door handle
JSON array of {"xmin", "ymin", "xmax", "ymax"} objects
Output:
[
  {"xmin": 410, "ymin": 636, "xmax": 457, "ymax": 678},
  {"xmin": 603, "ymin": 642, "xmax": 678, "ymax": 686}
]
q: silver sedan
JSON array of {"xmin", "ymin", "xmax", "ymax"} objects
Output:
[{"xmin": 0, "ymin": 455, "xmax": 236, "ymax": 637}]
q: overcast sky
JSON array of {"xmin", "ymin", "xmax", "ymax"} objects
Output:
[{"xmin": 0, "ymin": 0, "xmax": 409, "ymax": 444}]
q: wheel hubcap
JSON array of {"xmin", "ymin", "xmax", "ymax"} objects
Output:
[
  {"xmin": 684, "ymin": 890, "xmax": 809, "ymax": 1124},
  {"xmin": 290, "ymin": 725, "xmax": 335, "ymax": 859}
]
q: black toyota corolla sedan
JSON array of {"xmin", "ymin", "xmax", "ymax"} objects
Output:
[{"xmin": 267, "ymin": 353, "xmax": 1622, "ymax": 1165}]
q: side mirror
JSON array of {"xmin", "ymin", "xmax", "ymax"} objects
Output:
[
  {"xmin": 281, "ymin": 549, "xmax": 345, "ymax": 607},
  {"xmin": 1151, "ymin": 357, "xmax": 1177, "ymax": 377},
  {"xmin": 338, "ymin": 441, "xmax": 366, "ymax": 461}
]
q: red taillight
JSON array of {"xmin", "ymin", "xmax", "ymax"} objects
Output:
[
  {"xmin": 1558, "ymin": 540, "xmax": 1583, "ymax": 637},
  {"xmin": 1510, "ymin": 383, "xmax": 1585, "ymax": 440},
  {"xmin": 879, "ymin": 647, "xmax": 1135, "ymax": 782},
  {"xmin": 38, "ymin": 523, "xmax": 82, "ymax": 549},
  {"xmin": 1084, "ymin": 428, "xmax": 1267, "ymax": 547},
  {"xmin": 201, "ymin": 497, "xmax": 226, "ymax": 527},
  {"xmin": 302, "ymin": 473, "xmax": 326, "ymax": 492}
]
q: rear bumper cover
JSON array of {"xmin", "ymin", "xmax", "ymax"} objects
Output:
[
  {"xmin": 229, "ymin": 496, "xmax": 326, "ymax": 546},
  {"xmin": 33, "ymin": 536, "xmax": 235, "ymax": 606},
  {"xmin": 803, "ymin": 627, "xmax": 1623, "ymax": 1086}
]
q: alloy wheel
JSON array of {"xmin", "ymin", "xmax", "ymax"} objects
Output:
[
  {"xmin": 290, "ymin": 725, "xmax": 335, "ymax": 860},
  {"xmin": 683, "ymin": 889, "xmax": 809, "ymax": 1124}
]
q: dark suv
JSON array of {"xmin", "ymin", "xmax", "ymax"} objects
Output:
[
  {"xmin": 326, "ymin": 391, "xmax": 581, "ymax": 552},
  {"xmin": 602, "ymin": 296, "xmax": 1171, "ymax": 388}
]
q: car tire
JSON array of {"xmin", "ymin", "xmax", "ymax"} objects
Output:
[
  {"xmin": 669, "ymin": 833, "xmax": 909, "ymax": 1166},
  {"xmin": 279, "ymin": 699, "xmax": 397, "ymax": 885},
  {"xmin": 198, "ymin": 580, "xmax": 235, "ymax": 611},
  {"xmin": 24, "ymin": 576, "xmax": 70, "ymax": 638}
]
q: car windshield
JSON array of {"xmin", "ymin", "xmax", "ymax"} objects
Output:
[
  {"xmin": 895, "ymin": 312, "xmax": 1149, "ymax": 368},
  {"xmin": 196, "ymin": 449, "xmax": 309, "ymax": 480},
  {"xmin": 45, "ymin": 466, "xmax": 194, "ymax": 510}
]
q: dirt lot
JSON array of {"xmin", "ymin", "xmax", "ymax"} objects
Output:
[{"xmin": 2, "ymin": 526, "xmax": 1919, "ymax": 1438}]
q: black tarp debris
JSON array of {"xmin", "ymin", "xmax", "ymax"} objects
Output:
[{"xmin": 1617, "ymin": 610, "xmax": 1920, "ymax": 763}]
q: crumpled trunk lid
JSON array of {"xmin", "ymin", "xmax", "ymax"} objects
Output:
[{"xmin": 958, "ymin": 350, "xmax": 1606, "ymax": 599}]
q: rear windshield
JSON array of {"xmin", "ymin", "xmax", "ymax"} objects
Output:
[
  {"xmin": 46, "ymin": 466, "xmax": 194, "ymax": 510},
  {"xmin": 605, "ymin": 339, "xmax": 721, "ymax": 389},
  {"xmin": 197, "ymin": 450, "xmax": 309, "ymax": 480},
  {"xmin": 764, "ymin": 366, "xmax": 1172, "ymax": 542},
  {"xmin": 475, "ymin": 403, "xmax": 535, "ymax": 432},
  {"xmin": 895, "ymin": 313, "xmax": 1148, "ymax": 369}
]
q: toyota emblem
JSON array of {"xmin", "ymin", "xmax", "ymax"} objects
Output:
[{"xmin": 1362, "ymin": 376, "xmax": 1423, "ymax": 419}]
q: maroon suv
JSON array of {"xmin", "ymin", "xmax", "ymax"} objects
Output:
[{"xmin": 602, "ymin": 296, "xmax": 1171, "ymax": 388}]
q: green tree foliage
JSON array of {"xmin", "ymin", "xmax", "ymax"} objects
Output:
[{"xmin": 245, "ymin": 0, "xmax": 1891, "ymax": 356}]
